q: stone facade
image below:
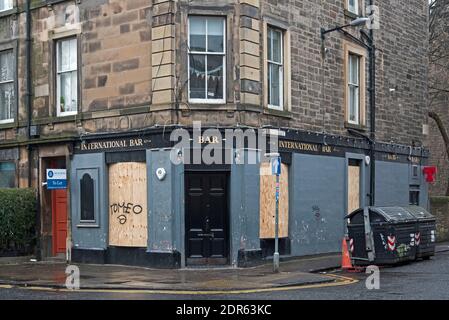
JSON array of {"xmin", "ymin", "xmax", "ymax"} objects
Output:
[
  {"xmin": 0, "ymin": 0, "xmax": 429, "ymax": 153},
  {"xmin": 0, "ymin": 0, "xmax": 430, "ymax": 262}
]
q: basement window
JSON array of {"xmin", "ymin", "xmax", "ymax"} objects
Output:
[
  {"xmin": 0, "ymin": 49, "xmax": 14, "ymax": 124},
  {"xmin": 188, "ymin": 16, "xmax": 226, "ymax": 104},
  {"xmin": 56, "ymin": 37, "xmax": 78, "ymax": 116},
  {"xmin": 0, "ymin": 162, "xmax": 16, "ymax": 188},
  {"xmin": 0, "ymin": 0, "xmax": 13, "ymax": 12}
]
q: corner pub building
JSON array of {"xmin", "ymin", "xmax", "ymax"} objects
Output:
[{"xmin": 0, "ymin": 0, "xmax": 429, "ymax": 268}]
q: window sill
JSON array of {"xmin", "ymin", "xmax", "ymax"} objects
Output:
[
  {"xmin": 0, "ymin": 119, "xmax": 14, "ymax": 125},
  {"xmin": 57, "ymin": 112, "xmax": 78, "ymax": 119},
  {"xmin": 76, "ymin": 224, "xmax": 99, "ymax": 228},
  {"xmin": 188, "ymin": 99, "xmax": 226, "ymax": 105},
  {"xmin": 263, "ymin": 107, "xmax": 292, "ymax": 119},
  {"xmin": 345, "ymin": 121, "xmax": 367, "ymax": 132},
  {"xmin": 344, "ymin": 10, "xmax": 359, "ymax": 20},
  {"xmin": 0, "ymin": 8, "xmax": 17, "ymax": 18}
]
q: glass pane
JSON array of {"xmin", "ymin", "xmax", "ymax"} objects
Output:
[
  {"xmin": 0, "ymin": 50, "xmax": 13, "ymax": 82},
  {"xmin": 189, "ymin": 54, "xmax": 206, "ymax": 99},
  {"xmin": 348, "ymin": 0, "xmax": 357, "ymax": 13},
  {"xmin": 189, "ymin": 16, "xmax": 206, "ymax": 52},
  {"xmin": 69, "ymin": 38, "xmax": 78, "ymax": 70},
  {"xmin": 349, "ymin": 86, "xmax": 359, "ymax": 123},
  {"xmin": 0, "ymin": 82, "xmax": 14, "ymax": 120},
  {"xmin": 59, "ymin": 40, "xmax": 69, "ymax": 72},
  {"xmin": 267, "ymin": 29, "xmax": 272, "ymax": 61},
  {"xmin": 271, "ymin": 29, "xmax": 282, "ymax": 63},
  {"xmin": 206, "ymin": 55, "xmax": 223, "ymax": 99},
  {"xmin": 207, "ymin": 17, "xmax": 224, "ymax": 53},
  {"xmin": 269, "ymin": 63, "xmax": 281, "ymax": 106},
  {"xmin": 2, "ymin": 0, "xmax": 13, "ymax": 11},
  {"xmin": 69, "ymin": 71, "xmax": 78, "ymax": 112},
  {"xmin": 349, "ymin": 54, "xmax": 359, "ymax": 84},
  {"xmin": 59, "ymin": 72, "xmax": 72, "ymax": 113},
  {"xmin": 0, "ymin": 162, "xmax": 15, "ymax": 188},
  {"xmin": 58, "ymin": 38, "xmax": 77, "ymax": 72}
]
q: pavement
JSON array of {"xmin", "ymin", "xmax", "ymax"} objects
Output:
[
  {"xmin": 0, "ymin": 253, "xmax": 344, "ymax": 292},
  {"xmin": 0, "ymin": 242, "xmax": 446, "ymax": 293}
]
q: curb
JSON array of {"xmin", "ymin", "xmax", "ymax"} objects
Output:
[{"xmin": 0, "ymin": 277, "xmax": 339, "ymax": 293}]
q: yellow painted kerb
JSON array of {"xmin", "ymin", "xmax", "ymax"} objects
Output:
[{"xmin": 0, "ymin": 274, "xmax": 358, "ymax": 295}]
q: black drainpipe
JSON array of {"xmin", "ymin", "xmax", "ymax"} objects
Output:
[
  {"xmin": 26, "ymin": 0, "xmax": 41, "ymax": 260},
  {"xmin": 368, "ymin": 0, "xmax": 376, "ymax": 206},
  {"xmin": 26, "ymin": 0, "xmax": 32, "ymax": 187}
]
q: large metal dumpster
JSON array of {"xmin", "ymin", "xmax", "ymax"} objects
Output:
[
  {"xmin": 407, "ymin": 206, "xmax": 436, "ymax": 260},
  {"xmin": 346, "ymin": 207, "xmax": 418, "ymax": 265}
]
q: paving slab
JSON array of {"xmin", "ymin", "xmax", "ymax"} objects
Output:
[{"xmin": 0, "ymin": 255, "xmax": 342, "ymax": 291}]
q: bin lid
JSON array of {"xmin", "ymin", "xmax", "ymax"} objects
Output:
[
  {"xmin": 346, "ymin": 206, "xmax": 416, "ymax": 222},
  {"xmin": 406, "ymin": 206, "xmax": 434, "ymax": 219}
]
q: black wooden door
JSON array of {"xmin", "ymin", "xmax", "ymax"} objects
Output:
[{"xmin": 185, "ymin": 172, "xmax": 228, "ymax": 265}]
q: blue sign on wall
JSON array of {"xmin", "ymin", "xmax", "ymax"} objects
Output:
[{"xmin": 47, "ymin": 169, "xmax": 67, "ymax": 190}]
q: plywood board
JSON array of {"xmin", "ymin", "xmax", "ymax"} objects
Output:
[
  {"xmin": 260, "ymin": 162, "xmax": 289, "ymax": 239},
  {"xmin": 109, "ymin": 162, "xmax": 148, "ymax": 247},
  {"xmin": 348, "ymin": 165, "xmax": 360, "ymax": 214}
]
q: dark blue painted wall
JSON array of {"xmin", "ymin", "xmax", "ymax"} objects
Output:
[
  {"xmin": 70, "ymin": 153, "xmax": 108, "ymax": 250},
  {"xmin": 375, "ymin": 161, "xmax": 410, "ymax": 206},
  {"xmin": 289, "ymin": 154, "xmax": 346, "ymax": 256}
]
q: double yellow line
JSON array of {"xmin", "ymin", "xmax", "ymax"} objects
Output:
[{"xmin": 0, "ymin": 274, "xmax": 358, "ymax": 295}]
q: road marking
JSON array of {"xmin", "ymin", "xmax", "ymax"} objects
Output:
[{"xmin": 0, "ymin": 274, "xmax": 358, "ymax": 295}]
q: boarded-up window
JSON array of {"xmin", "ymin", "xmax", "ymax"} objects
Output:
[
  {"xmin": 259, "ymin": 162, "xmax": 289, "ymax": 239},
  {"xmin": 109, "ymin": 162, "xmax": 148, "ymax": 247},
  {"xmin": 80, "ymin": 173, "xmax": 95, "ymax": 221},
  {"xmin": 347, "ymin": 161, "xmax": 361, "ymax": 214}
]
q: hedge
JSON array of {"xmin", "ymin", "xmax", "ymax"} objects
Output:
[{"xmin": 0, "ymin": 188, "xmax": 36, "ymax": 256}]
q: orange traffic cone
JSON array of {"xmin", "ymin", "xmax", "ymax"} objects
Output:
[{"xmin": 341, "ymin": 237, "xmax": 354, "ymax": 271}]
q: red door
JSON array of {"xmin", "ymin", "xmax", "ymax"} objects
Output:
[{"xmin": 52, "ymin": 189, "xmax": 68, "ymax": 255}]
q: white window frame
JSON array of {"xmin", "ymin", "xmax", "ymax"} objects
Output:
[
  {"xmin": 56, "ymin": 37, "xmax": 78, "ymax": 117},
  {"xmin": 348, "ymin": 53, "xmax": 360, "ymax": 125},
  {"xmin": 267, "ymin": 26, "xmax": 284, "ymax": 111},
  {"xmin": 0, "ymin": 49, "xmax": 14, "ymax": 124},
  {"xmin": 347, "ymin": 0, "xmax": 359, "ymax": 15},
  {"xmin": 0, "ymin": 0, "xmax": 13, "ymax": 12},
  {"xmin": 187, "ymin": 16, "xmax": 226, "ymax": 104}
]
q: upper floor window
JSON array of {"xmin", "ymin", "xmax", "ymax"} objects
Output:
[
  {"xmin": 0, "ymin": 0, "xmax": 13, "ymax": 12},
  {"xmin": 0, "ymin": 50, "xmax": 14, "ymax": 124},
  {"xmin": 56, "ymin": 37, "xmax": 78, "ymax": 116},
  {"xmin": 188, "ymin": 16, "xmax": 226, "ymax": 103},
  {"xmin": 347, "ymin": 0, "xmax": 359, "ymax": 15},
  {"xmin": 267, "ymin": 27, "xmax": 284, "ymax": 110},
  {"xmin": 344, "ymin": 41, "xmax": 366, "ymax": 127},
  {"xmin": 348, "ymin": 53, "xmax": 360, "ymax": 124}
]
